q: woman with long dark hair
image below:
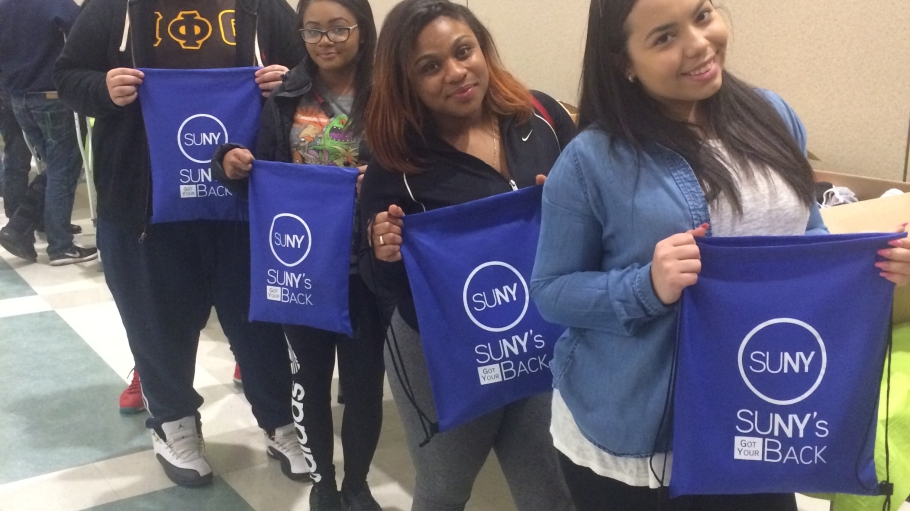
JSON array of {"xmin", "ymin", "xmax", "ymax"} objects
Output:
[
  {"xmin": 213, "ymin": 1, "xmax": 384, "ymax": 509},
  {"xmin": 359, "ymin": 1, "xmax": 577, "ymax": 510},
  {"xmin": 530, "ymin": 0, "xmax": 910, "ymax": 510}
]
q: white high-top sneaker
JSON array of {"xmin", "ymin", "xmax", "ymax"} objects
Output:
[
  {"xmin": 151, "ymin": 416, "xmax": 213, "ymax": 487},
  {"xmin": 265, "ymin": 423, "xmax": 312, "ymax": 481}
]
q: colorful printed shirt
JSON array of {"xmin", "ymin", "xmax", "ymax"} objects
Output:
[{"xmin": 289, "ymin": 86, "xmax": 361, "ymax": 167}]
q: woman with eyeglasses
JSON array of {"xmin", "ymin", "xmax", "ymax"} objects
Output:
[
  {"xmin": 212, "ymin": 1, "xmax": 383, "ymax": 510},
  {"xmin": 359, "ymin": 1, "xmax": 577, "ymax": 510}
]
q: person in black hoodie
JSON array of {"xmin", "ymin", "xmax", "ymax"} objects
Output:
[
  {"xmin": 359, "ymin": 1, "xmax": 577, "ymax": 510},
  {"xmin": 54, "ymin": 0, "xmax": 308, "ymax": 488},
  {"xmin": 212, "ymin": 1, "xmax": 383, "ymax": 509}
]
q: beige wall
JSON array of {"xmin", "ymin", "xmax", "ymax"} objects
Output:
[
  {"xmin": 290, "ymin": 0, "xmax": 910, "ymax": 181},
  {"xmin": 469, "ymin": 0, "xmax": 589, "ymax": 108},
  {"xmin": 287, "ymin": 0, "xmax": 465, "ymax": 27},
  {"xmin": 721, "ymin": 0, "xmax": 910, "ymax": 180}
]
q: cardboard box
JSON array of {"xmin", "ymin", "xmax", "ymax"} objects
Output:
[
  {"xmin": 557, "ymin": 101, "xmax": 579, "ymax": 125},
  {"xmin": 816, "ymin": 170, "xmax": 910, "ymax": 324}
]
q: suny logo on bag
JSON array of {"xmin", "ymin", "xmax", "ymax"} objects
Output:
[
  {"xmin": 176, "ymin": 114, "xmax": 232, "ymax": 199},
  {"xmin": 734, "ymin": 318, "xmax": 829, "ymax": 466},
  {"xmin": 139, "ymin": 67, "xmax": 260, "ymax": 222},
  {"xmin": 465, "ymin": 262, "xmax": 548, "ymax": 386},
  {"xmin": 670, "ymin": 233, "xmax": 906, "ymax": 497},
  {"xmin": 401, "ymin": 186, "xmax": 563, "ymax": 430},
  {"xmin": 248, "ymin": 160, "xmax": 357, "ymax": 336},
  {"xmin": 265, "ymin": 213, "xmax": 313, "ymax": 305}
]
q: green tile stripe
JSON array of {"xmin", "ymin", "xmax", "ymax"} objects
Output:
[
  {"xmin": 0, "ymin": 256, "xmax": 35, "ymax": 300},
  {"xmin": 0, "ymin": 311, "xmax": 148, "ymax": 484},
  {"xmin": 82, "ymin": 477, "xmax": 256, "ymax": 511}
]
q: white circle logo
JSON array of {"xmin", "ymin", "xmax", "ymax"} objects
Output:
[
  {"xmin": 462, "ymin": 261, "xmax": 529, "ymax": 333},
  {"xmin": 737, "ymin": 318, "xmax": 827, "ymax": 406},
  {"xmin": 269, "ymin": 213, "xmax": 312, "ymax": 268},
  {"xmin": 177, "ymin": 114, "xmax": 229, "ymax": 164}
]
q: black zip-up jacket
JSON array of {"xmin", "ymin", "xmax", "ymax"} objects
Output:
[
  {"xmin": 54, "ymin": 0, "xmax": 305, "ymax": 233},
  {"xmin": 358, "ymin": 91, "xmax": 577, "ymax": 331}
]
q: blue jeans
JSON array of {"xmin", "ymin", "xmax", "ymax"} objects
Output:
[
  {"xmin": 0, "ymin": 89, "xmax": 33, "ymax": 217},
  {"xmin": 10, "ymin": 93, "xmax": 82, "ymax": 256}
]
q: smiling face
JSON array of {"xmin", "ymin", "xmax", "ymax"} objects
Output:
[
  {"xmin": 409, "ymin": 16, "xmax": 490, "ymax": 125},
  {"xmin": 624, "ymin": 0, "xmax": 728, "ymax": 121},
  {"xmin": 302, "ymin": 0, "xmax": 361, "ymax": 75}
]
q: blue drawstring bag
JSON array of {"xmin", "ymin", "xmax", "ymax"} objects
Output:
[
  {"xmin": 248, "ymin": 160, "xmax": 358, "ymax": 336},
  {"xmin": 400, "ymin": 186, "xmax": 564, "ymax": 431},
  {"xmin": 670, "ymin": 232, "xmax": 906, "ymax": 497},
  {"xmin": 138, "ymin": 67, "xmax": 260, "ymax": 223}
]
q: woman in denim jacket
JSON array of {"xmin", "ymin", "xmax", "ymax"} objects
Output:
[{"xmin": 530, "ymin": 0, "xmax": 910, "ymax": 510}]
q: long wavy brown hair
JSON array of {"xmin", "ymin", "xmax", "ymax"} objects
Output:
[{"xmin": 365, "ymin": 0, "xmax": 533, "ymax": 174}]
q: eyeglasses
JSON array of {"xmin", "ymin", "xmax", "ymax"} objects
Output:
[{"xmin": 299, "ymin": 25, "xmax": 359, "ymax": 44}]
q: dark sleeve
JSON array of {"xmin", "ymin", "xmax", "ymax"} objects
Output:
[
  {"xmin": 54, "ymin": 0, "xmax": 122, "ymax": 118},
  {"xmin": 253, "ymin": 96, "xmax": 283, "ymax": 161},
  {"xmin": 54, "ymin": 0, "xmax": 81, "ymax": 33},
  {"xmin": 211, "ymin": 143, "xmax": 250, "ymax": 198},
  {"xmin": 357, "ymin": 162, "xmax": 411, "ymax": 305},
  {"xmin": 211, "ymin": 95, "xmax": 284, "ymax": 198},
  {"xmin": 261, "ymin": 0, "xmax": 306, "ymax": 68},
  {"xmin": 531, "ymin": 91, "xmax": 578, "ymax": 150}
]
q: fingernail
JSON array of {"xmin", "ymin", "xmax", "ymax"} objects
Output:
[
  {"xmin": 875, "ymin": 262, "xmax": 886, "ymax": 269},
  {"xmin": 878, "ymin": 249, "xmax": 890, "ymax": 256}
]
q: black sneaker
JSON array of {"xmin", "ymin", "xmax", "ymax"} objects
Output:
[
  {"xmin": 0, "ymin": 227, "xmax": 38, "ymax": 262},
  {"xmin": 310, "ymin": 482, "xmax": 343, "ymax": 511},
  {"xmin": 49, "ymin": 246, "xmax": 99, "ymax": 266},
  {"xmin": 341, "ymin": 483, "xmax": 381, "ymax": 511}
]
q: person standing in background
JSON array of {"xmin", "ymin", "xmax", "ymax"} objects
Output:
[{"xmin": 0, "ymin": 0, "xmax": 95, "ymax": 265}]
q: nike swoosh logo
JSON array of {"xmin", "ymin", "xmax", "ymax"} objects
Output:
[{"xmin": 522, "ymin": 130, "xmax": 532, "ymax": 142}]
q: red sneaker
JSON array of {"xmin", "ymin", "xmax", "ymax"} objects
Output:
[
  {"xmin": 119, "ymin": 369, "xmax": 145, "ymax": 415},
  {"xmin": 233, "ymin": 364, "xmax": 242, "ymax": 387}
]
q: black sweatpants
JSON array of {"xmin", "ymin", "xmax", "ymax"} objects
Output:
[
  {"xmin": 558, "ymin": 453, "xmax": 798, "ymax": 511},
  {"xmin": 284, "ymin": 274, "xmax": 385, "ymax": 488},
  {"xmin": 98, "ymin": 218, "xmax": 293, "ymax": 431}
]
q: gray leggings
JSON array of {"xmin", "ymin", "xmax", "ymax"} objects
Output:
[{"xmin": 385, "ymin": 311, "xmax": 575, "ymax": 511}]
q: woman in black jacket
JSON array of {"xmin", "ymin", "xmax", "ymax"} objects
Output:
[
  {"xmin": 213, "ymin": 1, "xmax": 383, "ymax": 510},
  {"xmin": 359, "ymin": 1, "xmax": 577, "ymax": 510}
]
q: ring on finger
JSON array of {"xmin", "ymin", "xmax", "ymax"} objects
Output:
[{"xmin": 379, "ymin": 235, "xmax": 386, "ymax": 246}]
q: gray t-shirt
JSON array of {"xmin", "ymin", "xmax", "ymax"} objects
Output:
[
  {"xmin": 708, "ymin": 141, "xmax": 809, "ymax": 237},
  {"xmin": 319, "ymin": 84, "xmax": 354, "ymax": 118}
]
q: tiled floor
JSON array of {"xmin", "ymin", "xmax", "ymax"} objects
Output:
[{"xmin": 0, "ymin": 184, "xmax": 902, "ymax": 510}]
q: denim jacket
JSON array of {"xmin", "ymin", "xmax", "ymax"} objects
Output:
[{"xmin": 529, "ymin": 90, "xmax": 828, "ymax": 457}]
